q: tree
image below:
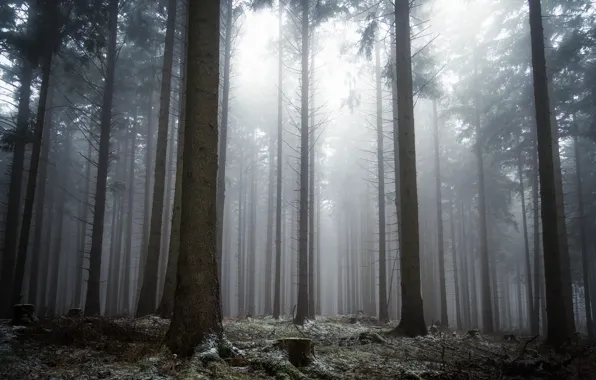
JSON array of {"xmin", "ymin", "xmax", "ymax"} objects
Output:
[
  {"xmin": 85, "ymin": 0, "xmax": 119, "ymax": 316},
  {"xmin": 389, "ymin": 0, "xmax": 427, "ymax": 337},
  {"xmin": 294, "ymin": 0, "xmax": 310, "ymax": 325},
  {"xmin": 137, "ymin": 0, "xmax": 178, "ymax": 316},
  {"xmin": 528, "ymin": 0, "xmax": 574, "ymax": 346},
  {"xmin": 273, "ymin": 0, "xmax": 284, "ymax": 320},
  {"xmin": 432, "ymin": 100, "xmax": 448, "ymax": 327},
  {"xmin": 374, "ymin": 37, "xmax": 388, "ymax": 323},
  {"xmin": 165, "ymin": 0, "xmax": 222, "ymax": 356}
]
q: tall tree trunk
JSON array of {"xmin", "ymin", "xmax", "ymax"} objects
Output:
[
  {"xmin": 265, "ymin": 132, "xmax": 275, "ymax": 315},
  {"xmin": 85, "ymin": 0, "xmax": 118, "ymax": 316},
  {"xmin": 137, "ymin": 0, "xmax": 178, "ymax": 316},
  {"xmin": 27, "ymin": 64, "xmax": 54, "ymax": 306},
  {"xmin": 573, "ymin": 133, "xmax": 593, "ymax": 338},
  {"xmin": 236, "ymin": 150, "xmax": 245, "ymax": 316},
  {"xmin": 216, "ymin": 0, "xmax": 233, "ymax": 272},
  {"xmin": 308, "ymin": 40, "xmax": 316, "ymax": 320},
  {"xmin": 47, "ymin": 132, "xmax": 70, "ymax": 315},
  {"xmin": 390, "ymin": 0, "xmax": 427, "ymax": 337},
  {"xmin": 157, "ymin": 3, "xmax": 188, "ymax": 316},
  {"xmin": 528, "ymin": 0, "xmax": 574, "ymax": 345},
  {"xmin": 449, "ymin": 198, "xmax": 462, "ymax": 329},
  {"xmin": 0, "ymin": 59, "xmax": 33, "ymax": 317},
  {"xmin": 165, "ymin": 0, "xmax": 222, "ymax": 355},
  {"xmin": 316, "ymin": 165, "xmax": 322, "ymax": 315},
  {"xmin": 248, "ymin": 149, "xmax": 257, "ymax": 316},
  {"xmin": 473, "ymin": 52, "xmax": 493, "ymax": 333},
  {"xmin": 294, "ymin": 0, "xmax": 310, "ymax": 325},
  {"xmin": 75, "ymin": 139, "xmax": 93, "ymax": 308},
  {"xmin": 518, "ymin": 149, "xmax": 537, "ymax": 334},
  {"xmin": 375, "ymin": 38, "xmax": 389, "ymax": 323},
  {"xmin": 273, "ymin": 0, "xmax": 284, "ymax": 320},
  {"xmin": 432, "ymin": 100, "xmax": 448, "ymax": 327},
  {"xmin": 12, "ymin": 51, "xmax": 53, "ymax": 308},
  {"xmin": 121, "ymin": 122, "xmax": 137, "ymax": 315}
]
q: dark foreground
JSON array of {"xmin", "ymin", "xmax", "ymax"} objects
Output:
[{"xmin": 0, "ymin": 315, "xmax": 594, "ymax": 379}]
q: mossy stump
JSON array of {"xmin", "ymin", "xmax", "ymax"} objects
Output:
[
  {"xmin": 12, "ymin": 304, "xmax": 37, "ymax": 325},
  {"xmin": 277, "ymin": 337, "xmax": 313, "ymax": 367}
]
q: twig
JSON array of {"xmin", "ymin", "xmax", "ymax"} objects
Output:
[{"xmin": 514, "ymin": 335, "xmax": 539, "ymax": 362}]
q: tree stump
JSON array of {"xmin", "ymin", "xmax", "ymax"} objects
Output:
[
  {"xmin": 67, "ymin": 308, "xmax": 83, "ymax": 318},
  {"xmin": 11, "ymin": 304, "xmax": 37, "ymax": 325},
  {"xmin": 277, "ymin": 337, "xmax": 313, "ymax": 367}
]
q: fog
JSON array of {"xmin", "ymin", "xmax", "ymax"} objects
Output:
[{"xmin": 0, "ymin": 0, "xmax": 595, "ymax": 353}]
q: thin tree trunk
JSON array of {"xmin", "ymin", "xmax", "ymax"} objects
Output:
[
  {"xmin": 518, "ymin": 149, "xmax": 537, "ymax": 334},
  {"xmin": 294, "ymin": 0, "xmax": 310, "ymax": 325},
  {"xmin": 308, "ymin": 40, "xmax": 316, "ymax": 320},
  {"xmin": 157, "ymin": 2, "xmax": 188, "ymax": 316},
  {"xmin": 432, "ymin": 100, "xmax": 448, "ymax": 327},
  {"xmin": 0, "ymin": 58, "xmax": 33, "ymax": 316},
  {"xmin": 375, "ymin": 38, "xmax": 388, "ymax": 323},
  {"xmin": 12, "ymin": 51, "xmax": 53, "ymax": 308},
  {"xmin": 573, "ymin": 132, "xmax": 593, "ymax": 338},
  {"xmin": 449, "ymin": 198, "xmax": 462, "ymax": 329},
  {"xmin": 27, "ymin": 65, "xmax": 54, "ymax": 306},
  {"xmin": 273, "ymin": 0, "xmax": 284, "ymax": 320},
  {"xmin": 121, "ymin": 122, "xmax": 137, "ymax": 315},
  {"xmin": 473, "ymin": 51, "xmax": 493, "ymax": 333},
  {"xmin": 216, "ymin": 0, "xmax": 233, "ymax": 272},
  {"xmin": 137, "ymin": 0, "xmax": 178, "ymax": 316},
  {"xmin": 265, "ymin": 133, "xmax": 275, "ymax": 315},
  {"xmin": 85, "ymin": 0, "xmax": 118, "ymax": 316}
]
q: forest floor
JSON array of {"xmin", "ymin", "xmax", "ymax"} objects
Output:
[{"xmin": 1, "ymin": 314, "xmax": 594, "ymax": 379}]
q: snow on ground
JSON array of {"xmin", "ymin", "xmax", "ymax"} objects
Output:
[{"xmin": 0, "ymin": 315, "xmax": 593, "ymax": 379}]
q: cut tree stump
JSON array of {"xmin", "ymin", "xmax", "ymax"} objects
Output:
[
  {"xmin": 67, "ymin": 308, "xmax": 83, "ymax": 318},
  {"xmin": 11, "ymin": 304, "xmax": 37, "ymax": 325},
  {"xmin": 276, "ymin": 337, "xmax": 313, "ymax": 367}
]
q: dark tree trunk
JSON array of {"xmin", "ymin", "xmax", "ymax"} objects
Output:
[
  {"xmin": 137, "ymin": 0, "xmax": 178, "ymax": 316},
  {"xmin": 265, "ymin": 132, "xmax": 275, "ymax": 315},
  {"xmin": 158, "ymin": 3, "xmax": 188, "ymax": 316},
  {"xmin": 85, "ymin": 0, "xmax": 119, "ymax": 316},
  {"xmin": 121, "ymin": 122, "xmax": 137, "ymax": 314},
  {"xmin": 273, "ymin": 0, "xmax": 284, "ymax": 320},
  {"xmin": 375, "ymin": 38, "xmax": 388, "ymax": 323},
  {"xmin": 308, "ymin": 42, "xmax": 316, "ymax": 320},
  {"xmin": 432, "ymin": 100, "xmax": 448, "ymax": 327},
  {"xmin": 528, "ymin": 0, "xmax": 574, "ymax": 345},
  {"xmin": 518, "ymin": 149, "xmax": 537, "ymax": 334},
  {"xmin": 294, "ymin": 0, "xmax": 310, "ymax": 325},
  {"xmin": 165, "ymin": 0, "xmax": 222, "ymax": 355},
  {"xmin": 12, "ymin": 51, "xmax": 53, "ymax": 308},
  {"xmin": 75, "ymin": 139, "xmax": 93, "ymax": 308},
  {"xmin": 216, "ymin": 0, "xmax": 233, "ymax": 273},
  {"xmin": 27, "ymin": 64, "xmax": 54, "ymax": 306},
  {"xmin": 573, "ymin": 133, "xmax": 593, "ymax": 338},
  {"xmin": 390, "ymin": 0, "xmax": 427, "ymax": 337},
  {"xmin": 449, "ymin": 198, "xmax": 462, "ymax": 329},
  {"xmin": 0, "ymin": 59, "xmax": 33, "ymax": 317}
]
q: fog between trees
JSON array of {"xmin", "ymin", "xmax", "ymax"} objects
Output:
[{"xmin": 0, "ymin": 0, "xmax": 595, "ymax": 354}]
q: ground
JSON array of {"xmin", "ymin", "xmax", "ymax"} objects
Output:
[{"xmin": 0, "ymin": 315, "xmax": 594, "ymax": 379}]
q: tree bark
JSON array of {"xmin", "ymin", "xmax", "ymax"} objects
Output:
[
  {"xmin": 158, "ymin": 1, "xmax": 188, "ymax": 317},
  {"xmin": 390, "ymin": 0, "xmax": 427, "ymax": 337},
  {"xmin": 528, "ymin": 0, "xmax": 574, "ymax": 346},
  {"xmin": 572, "ymin": 132, "xmax": 593, "ymax": 338},
  {"xmin": 518, "ymin": 149, "xmax": 537, "ymax": 334},
  {"xmin": 216, "ymin": 0, "xmax": 233, "ymax": 274},
  {"xmin": 432, "ymin": 100, "xmax": 448, "ymax": 327},
  {"xmin": 121, "ymin": 121, "xmax": 137, "ymax": 314},
  {"xmin": 294, "ymin": 0, "xmax": 310, "ymax": 325},
  {"xmin": 165, "ymin": 0, "xmax": 222, "ymax": 355},
  {"xmin": 137, "ymin": 0, "xmax": 178, "ymax": 316},
  {"xmin": 0, "ymin": 59, "xmax": 33, "ymax": 317},
  {"xmin": 473, "ymin": 51, "xmax": 494, "ymax": 333},
  {"xmin": 308, "ymin": 39, "xmax": 316, "ymax": 320},
  {"xmin": 85, "ymin": 0, "xmax": 118, "ymax": 316},
  {"xmin": 273, "ymin": 0, "xmax": 284, "ymax": 320},
  {"xmin": 449, "ymin": 198, "xmax": 462, "ymax": 330},
  {"xmin": 375, "ymin": 38, "xmax": 388, "ymax": 323}
]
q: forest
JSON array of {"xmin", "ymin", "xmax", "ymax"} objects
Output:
[{"xmin": 0, "ymin": 0, "xmax": 595, "ymax": 378}]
